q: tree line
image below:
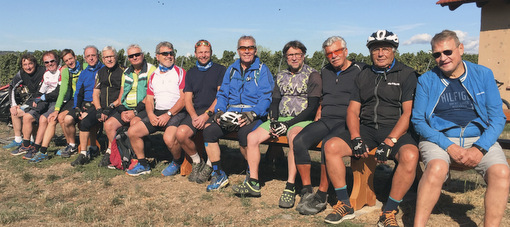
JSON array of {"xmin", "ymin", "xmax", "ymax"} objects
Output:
[{"xmin": 0, "ymin": 48, "xmax": 478, "ymax": 86}]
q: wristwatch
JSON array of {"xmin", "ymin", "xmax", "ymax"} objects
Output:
[
  {"xmin": 387, "ymin": 137, "xmax": 398, "ymax": 144},
  {"xmin": 472, "ymin": 144, "xmax": 488, "ymax": 155},
  {"xmin": 205, "ymin": 110, "xmax": 213, "ymax": 117},
  {"xmin": 167, "ymin": 110, "xmax": 172, "ymax": 117}
]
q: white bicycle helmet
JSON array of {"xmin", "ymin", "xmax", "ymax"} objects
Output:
[{"xmin": 366, "ymin": 30, "xmax": 399, "ymax": 49}]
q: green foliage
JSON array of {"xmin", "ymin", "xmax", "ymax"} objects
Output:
[{"xmin": 0, "ymin": 49, "xmax": 480, "ymax": 85}]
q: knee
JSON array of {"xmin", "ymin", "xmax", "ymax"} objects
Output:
[
  {"xmin": 163, "ymin": 134, "xmax": 176, "ymax": 147},
  {"xmin": 64, "ymin": 115, "xmax": 74, "ymax": 125},
  {"xmin": 324, "ymin": 137, "xmax": 347, "ymax": 157},
  {"xmin": 23, "ymin": 114, "xmax": 34, "ymax": 124},
  {"xmin": 175, "ymin": 126, "xmax": 190, "ymax": 143},
  {"xmin": 39, "ymin": 117, "xmax": 48, "ymax": 125},
  {"xmin": 398, "ymin": 146, "xmax": 420, "ymax": 166},
  {"xmin": 57, "ymin": 113, "xmax": 66, "ymax": 123},
  {"xmin": 424, "ymin": 160, "xmax": 449, "ymax": 182},
  {"xmin": 104, "ymin": 119, "xmax": 114, "ymax": 132},
  {"xmin": 488, "ymin": 164, "xmax": 510, "ymax": 185},
  {"xmin": 246, "ymin": 132, "xmax": 260, "ymax": 147}
]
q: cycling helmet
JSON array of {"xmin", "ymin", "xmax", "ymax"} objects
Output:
[{"xmin": 366, "ymin": 30, "xmax": 399, "ymax": 49}]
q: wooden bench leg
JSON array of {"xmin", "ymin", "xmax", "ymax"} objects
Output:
[{"xmin": 349, "ymin": 152, "xmax": 377, "ymax": 210}]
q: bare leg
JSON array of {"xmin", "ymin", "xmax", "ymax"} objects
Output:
[
  {"xmin": 163, "ymin": 126, "xmax": 181, "ymax": 160},
  {"xmin": 246, "ymin": 127, "xmax": 271, "ymax": 180},
  {"xmin": 22, "ymin": 113, "xmax": 35, "ymax": 141},
  {"xmin": 63, "ymin": 115, "xmax": 76, "ymax": 144},
  {"xmin": 483, "ymin": 164, "xmax": 510, "ymax": 227},
  {"xmin": 388, "ymin": 144, "xmax": 419, "ymax": 201},
  {"xmin": 104, "ymin": 117, "xmax": 122, "ymax": 149},
  {"xmin": 286, "ymin": 126, "xmax": 303, "ymax": 184},
  {"xmin": 318, "ymin": 164, "xmax": 330, "ymax": 192},
  {"xmin": 324, "ymin": 137, "xmax": 351, "ymax": 188},
  {"xmin": 11, "ymin": 109, "xmax": 24, "ymax": 137},
  {"xmin": 41, "ymin": 117, "xmax": 58, "ymax": 147},
  {"xmin": 34, "ymin": 115, "xmax": 48, "ymax": 145},
  {"xmin": 127, "ymin": 121, "xmax": 150, "ymax": 159},
  {"xmin": 414, "ymin": 159, "xmax": 449, "ymax": 227},
  {"xmin": 205, "ymin": 142, "xmax": 221, "ymax": 163},
  {"xmin": 176, "ymin": 125, "xmax": 197, "ymax": 157}
]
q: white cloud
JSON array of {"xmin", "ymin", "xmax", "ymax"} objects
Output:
[
  {"xmin": 453, "ymin": 30, "xmax": 479, "ymax": 54},
  {"xmin": 403, "ymin": 33, "xmax": 432, "ymax": 45}
]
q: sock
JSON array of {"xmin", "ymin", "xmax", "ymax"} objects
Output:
[
  {"xmin": 69, "ymin": 143, "xmax": 76, "ymax": 147},
  {"xmin": 285, "ymin": 182, "xmax": 295, "ymax": 191},
  {"xmin": 190, "ymin": 153, "xmax": 201, "ymax": 164},
  {"xmin": 14, "ymin": 136, "xmax": 22, "ymax": 143},
  {"xmin": 174, "ymin": 155, "xmax": 185, "ymax": 165},
  {"xmin": 138, "ymin": 158, "xmax": 148, "ymax": 167},
  {"xmin": 249, "ymin": 178, "xmax": 259, "ymax": 187},
  {"xmin": 80, "ymin": 150, "xmax": 87, "ymax": 155},
  {"xmin": 40, "ymin": 147, "xmax": 48, "ymax": 154},
  {"xmin": 23, "ymin": 139, "xmax": 30, "ymax": 147},
  {"xmin": 335, "ymin": 185, "xmax": 351, "ymax": 206},
  {"xmin": 105, "ymin": 148, "xmax": 111, "ymax": 154},
  {"xmin": 212, "ymin": 161, "xmax": 222, "ymax": 174},
  {"xmin": 89, "ymin": 145, "xmax": 98, "ymax": 150},
  {"xmin": 383, "ymin": 196, "xmax": 402, "ymax": 212},
  {"xmin": 34, "ymin": 144, "xmax": 41, "ymax": 151},
  {"xmin": 206, "ymin": 158, "xmax": 212, "ymax": 167},
  {"xmin": 30, "ymin": 135, "xmax": 34, "ymax": 143},
  {"xmin": 302, "ymin": 185, "xmax": 313, "ymax": 195},
  {"xmin": 316, "ymin": 190, "xmax": 328, "ymax": 203}
]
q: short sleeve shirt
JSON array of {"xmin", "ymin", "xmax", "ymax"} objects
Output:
[{"xmin": 147, "ymin": 65, "xmax": 186, "ymax": 110}]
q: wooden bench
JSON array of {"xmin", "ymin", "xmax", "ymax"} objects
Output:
[{"xmin": 179, "ymin": 130, "xmax": 377, "ymax": 211}]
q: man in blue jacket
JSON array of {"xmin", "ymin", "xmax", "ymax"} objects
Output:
[
  {"xmin": 412, "ymin": 30, "xmax": 509, "ymax": 227},
  {"xmin": 202, "ymin": 35, "xmax": 274, "ymax": 192}
]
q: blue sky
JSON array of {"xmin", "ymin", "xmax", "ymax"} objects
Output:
[{"xmin": 0, "ymin": 0, "xmax": 481, "ymax": 57}]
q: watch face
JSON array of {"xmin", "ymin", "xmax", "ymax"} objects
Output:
[
  {"xmin": 167, "ymin": 111, "xmax": 172, "ymax": 116},
  {"xmin": 390, "ymin": 138, "xmax": 397, "ymax": 143}
]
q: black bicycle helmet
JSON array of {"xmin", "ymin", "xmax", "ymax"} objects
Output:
[{"xmin": 366, "ymin": 30, "xmax": 399, "ymax": 49}]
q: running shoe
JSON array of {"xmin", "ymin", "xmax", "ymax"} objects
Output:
[
  {"xmin": 324, "ymin": 201, "xmax": 355, "ymax": 224},
  {"xmin": 126, "ymin": 163, "xmax": 151, "ymax": 176},
  {"xmin": 206, "ymin": 170, "xmax": 229, "ymax": 192}
]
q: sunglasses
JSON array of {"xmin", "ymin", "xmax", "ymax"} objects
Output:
[
  {"xmin": 128, "ymin": 52, "xmax": 142, "ymax": 59},
  {"xmin": 326, "ymin": 48, "xmax": 345, "ymax": 59},
  {"xmin": 432, "ymin": 50, "xmax": 453, "ymax": 59},
  {"xmin": 195, "ymin": 40, "xmax": 211, "ymax": 48},
  {"xmin": 158, "ymin": 51, "xmax": 175, "ymax": 57},
  {"xmin": 44, "ymin": 59, "xmax": 56, "ymax": 64},
  {"xmin": 238, "ymin": 46, "xmax": 256, "ymax": 52}
]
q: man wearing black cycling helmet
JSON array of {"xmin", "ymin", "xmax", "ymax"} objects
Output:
[{"xmin": 322, "ymin": 30, "xmax": 419, "ymax": 227}]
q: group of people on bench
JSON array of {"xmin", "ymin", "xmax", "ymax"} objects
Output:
[{"xmin": 4, "ymin": 30, "xmax": 509, "ymax": 227}]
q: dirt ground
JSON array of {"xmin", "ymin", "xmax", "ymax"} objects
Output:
[{"xmin": 0, "ymin": 121, "xmax": 509, "ymax": 226}]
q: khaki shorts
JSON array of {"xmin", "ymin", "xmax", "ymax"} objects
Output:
[{"xmin": 419, "ymin": 137, "xmax": 509, "ymax": 178}]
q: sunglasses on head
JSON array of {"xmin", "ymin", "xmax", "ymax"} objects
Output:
[
  {"xmin": 432, "ymin": 50, "xmax": 453, "ymax": 59},
  {"xmin": 158, "ymin": 51, "xmax": 174, "ymax": 57},
  {"xmin": 128, "ymin": 52, "xmax": 142, "ymax": 59},
  {"xmin": 44, "ymin": 59, "xmax": 56, "ymax": 64},
  {"xmin": 195, "ymin": 40, "xmax": 211, "ymax": 48},
  {"xmin": 238, "ymin": 46, "xmax": 256, "ymax": 52}
]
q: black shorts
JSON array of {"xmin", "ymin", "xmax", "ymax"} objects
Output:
[
  {"xmin": 142, "ymin": 110, "xmax": 186, "ymax": 134},
  {"xmin": 179, "ymin": 107, "xmax": 210, "ymax": 135},
  {"xmin": 78, "ymin": 107, "xmax": 119, "ymax": 132},
  {"xmin": 202, "ymin": 119, "xmax": 262, "ymax": 147},
  {"xmin": 337, "ymin": 124, "xmax": 418, "ymax": 160},
  {"xmin": 59, "ymin": 100, "xmax": 75, "ymax": 113},
  {"xmin": 110, "ymin": 109, "xmax": 148, "ymax": 126}
]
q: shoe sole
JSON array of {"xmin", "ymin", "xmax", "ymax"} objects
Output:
[
  {"xmin": 206, "ymin": 179, "xmax": 229, "ymax": 192},
  {"xmin": 126, "ymin": 170, "xmax": 151, "ymax": 176},
  {"xmin": 324, "ymin": 214, "xmax": 355, "ymax": 224},
  {"xmin": 11, "ymin": 151, "xmax": 27, "ymax": 156}
]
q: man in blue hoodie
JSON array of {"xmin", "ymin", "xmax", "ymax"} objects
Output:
[
  {"xmin": 202, "ymin": 35, "xmax": 274, "ymax": 192},
  {"xmin": 61, "ymin": 45, "xmax": 104, "ymax": 158},
  {"xmin": 412, "ymin": 30, "xmax": 509, "ymax": 227}
]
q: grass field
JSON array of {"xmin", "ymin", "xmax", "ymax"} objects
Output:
[{"xmin": 0, "ymin": 122, "xmax": 509, "ymax": 226}]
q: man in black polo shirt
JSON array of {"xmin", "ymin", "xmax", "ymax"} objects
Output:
[
  {"xmin": 322, "ymin": 30, "xmax": 419, "ymax": 226},
  {"xmin": 176, "ymin": 40, "xmax": 226, "ymax": 183}
]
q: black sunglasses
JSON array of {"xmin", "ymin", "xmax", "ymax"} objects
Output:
[
  {"xmin": 128, "ymin": 52, "xmax": 142, "ymax": 59},
  {"xmin": 158, "ymin": 51, "xmax": 175, "ymax": 57},
  {"xmin": 432, "ymin": 50, "xmax": 453, "ymax": 59},
  {"xmin": 44, "ymin": 59, "xmax": 56, "ymax": 64}
]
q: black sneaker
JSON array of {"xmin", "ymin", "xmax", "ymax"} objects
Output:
[
  {"xmin": 61, "ymin": 145, "xmax": 77, "ymax": 158},
  {"xmin": 232, "ymin": 180, "xmax": 261, "ymax": 197},
  {"xmin": 295, "ymin": 192, "xmax": 313, "ymax": 212},
  {"xmin": 298, "ymin": 192, "xmax": 327, "ymax": 215},
  {"xmin": 196, "ymin": 164, "xmax": 213, "ymax": 184},
  {"xmin": 71, "ymin": 154, "xmax": 90, "ymax": 166},
  {"xmin": 324, "ymin": 201, "xmax": 355, "ymax": 224},
  {"xmin": 188, "ymin": 162, "xmax": 203, "ymax": 182},
  {"xmin": 377, "ymin": 210, "xmax": 399, "ymax": 227},
  {"xmin": 88, "ymin": 146, "xmax": 100, "ymax": 158},
  {"xmin": 98, "ymin": 153, "xmax": 111, "ymax": 167}
]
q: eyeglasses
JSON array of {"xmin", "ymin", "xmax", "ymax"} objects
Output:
[
  {"xmin": 238, "ymin": 46, "xmax": 256, "ymax": 52},
  {"xmin": 44, "ymin": 59, "xmax": 56, "ymax": 64},
  {"xmin": 326, "ymin": 48, "xmax": 345, "ymax": 59},
  {"xmin": 103, "ymin": 55, "xmax": 115, "ymax": 59},
  {"xmin": 128, "ymin": 53, "xmax": 142, "ymax": 59},
  {"xmin": 370, "ymin": 47, "xmax": 392, "ymax": 55},
  {"xmin": 195, "ymin": 40, "xmax": 211, "ymax": 48},
  {"xmin": 286, "ymin": 53, "xmax": 304, "ymax": 59},
  {"xmin": 158, "ymin": 51, "xmax": 175, "ymax": 57},
  {"xmin": 432, "ymin": 50, "xmax": 453, "ymax": 59}
]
